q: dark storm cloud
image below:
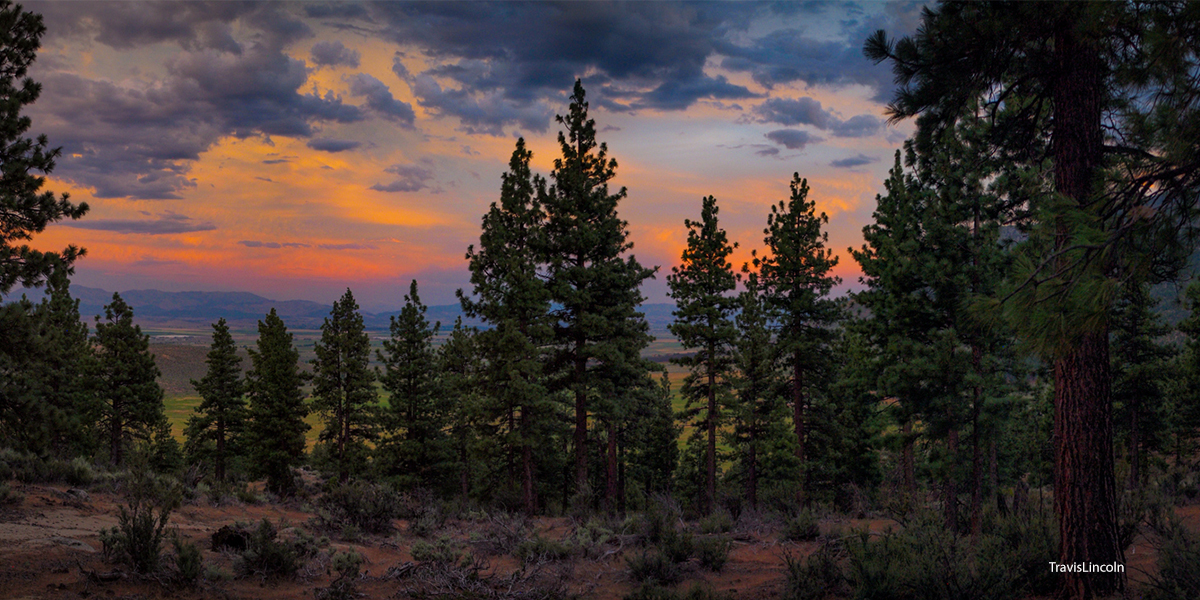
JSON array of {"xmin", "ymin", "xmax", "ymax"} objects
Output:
[
  {"xmin": 830, "ymin": 153, "xmax": 878, "ymax": 168},
  {"xmin": 370, "ymin": 164, "xmax": 434, "ymax": 193},
  {"xmin": 363, "ymin": 1, "xmax": 761, "ymax": 131},
  {"xmin": 307, "ymin": 138, "xmax": 362, "ymax": 153},
  {"xmin": 754, "ymin": 97, "xmax": 882, "ymax": 137},
  {"xmin": 311, "ymin": 40, "xmax": 360, "ymax": 68},
  {"xmin": 765, "ymin": 129, "xmax": 822, "ymax": 150},
  {"xmin": 347, "ymin": 74, "xmax": 416, "ymax": 126},
  {"xmin": 29, "ymin": 4, "xmax": 363, "ymax": 199},
  {"xmin": 66, "ymin": 211, "xmax": 216, "ymax": 234}
]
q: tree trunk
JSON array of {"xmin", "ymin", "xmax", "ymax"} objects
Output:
[
  {"xmin": 1052, "ymin": 22, "xmax": 1123, "ymax": 599},
  {"xmin": 1128, "ymin": 397, "xmax": 1140, "ymax": 490},
  {"xmin": 945, "ymin": 424, "xmax": 959, "ymax": 532},
  {"xmin": 792, "ymin": 351, "xmax": 805, "ymax": 502},
  {"xmin": 902, "ymin": 419, "xmax": 915, "ymax": 498},
  {"xmin": 216, "ymin": 416, "xmax": 226, "ymax": 483},
  {"xmin": 971, "ymin": 344, "xmax": 983, "ymax": 538},
  {"xmin": 747, "ymin": 418, "xmax": 758, "ymax": 510},
  {"xmin": 605, "ymin": 422, "xmax": 618, "ymax": 512},
  {"xmin": 110, "ymin": 398, "xmax": 123, "ymax": 467},
  {"xmin": 706, "ymin": 355, "xmax": 717, "ymax": 515},
  {"xmin": 521, "ymin": 407, "xmax": 536, "ymax": 514},
  {"xmin": 573, "ymin": 342, "xmax": 588, "ymax": 497}
]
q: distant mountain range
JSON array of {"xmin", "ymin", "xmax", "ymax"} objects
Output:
[{"xmin": 56, "ymin": 285, "xmax": 678, "ymax": 332}]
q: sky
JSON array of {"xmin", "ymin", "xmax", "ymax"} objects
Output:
[{"xmin": 23, "ymin": 1, "xmax": 922, "ymax": 311}]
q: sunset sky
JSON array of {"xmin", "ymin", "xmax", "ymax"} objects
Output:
[{"xmin": 23, "ymin": 1, "xmax": 921, "ymax": 311}]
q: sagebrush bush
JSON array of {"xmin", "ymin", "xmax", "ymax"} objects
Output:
[
  {"xmin": 236, "ymin": 519, "xmax": 317, "ymax": 578},
  {"xmin": 317, "ymin": 549, "xmax": 364, "ymax": 600},
  {"xmin": 626, "ymin": 550, "xmax": 680, "ymax": 586},
  {"xmin": 317, "ymin": 480, "xmax": 399, "ymax": 535},
  {"xmin": 782, "ymin": 544, "xmax": 846, "ymax": 600},
  {"xmin": 515, "ymin": 535, "xmax": 572, "ymax": 564},
  {"xmin": 1145, "ymin": 517, "xmax": 1200, "ymax": 600},
  {"xmin": 171, "ymin": 537, "xmax": 203, "ymax": 586},
  {"xmin": 660, "ymin": 527, "xmax": 694, "ymax": 564},
  {"xmin": 100, "ymin": 500, "xmax": 172, "ymax": 573},
  {"xmin": 695, "ymin": 535, "xmax": 731, "ymax": 572},
  {"xmin": 624, "ymin": 583, "xmax": 732, "ymax": 600},
  {"xmin": 0, "ymin": 482, "xmax": 23, "ymax": 507},
  {"xmin": 782, "ymin": 509, "xmax": 820, "ymax": 542},
  {"xmin": 411, "ymin": 535, "xmax": 470, "ymax": 565},
  {"xmin": 699, "ymin": 510, "xmax": 734, "ymax": 534}
]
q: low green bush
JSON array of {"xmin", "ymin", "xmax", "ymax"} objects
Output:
[
  {"xmin": 782, "ymin": 509, "xmax": 820, "ymax": 542},
  {"xmin": 1145, "ymin": 516, "xmax": 1200, "ymax": 600},
  {"xmin": 515, "ymin": 535, "xmax": 573, "ymax": 563},
  {"xmin": 625, "ymin": 550, "xmax": 680, "ymax": 586},
  {"xmin": 699, "ymin": 510, "xmax": 734, "ymax": 534},
  {"xmin": 782, "ymin": 544, "xmax": 846, "ymax": 600},
  {"xmin": 236, "ymin": 519, "xmax": 317, "ymax": 578},
  {"xmin": 0, "ymin": 482, "xmax": 23, "ymax": 507},
  {"xmin": 171, "ymin": 537, "xmax": 203, "ymax": 586},
  {"xmin": 411, "ymin": 535, "xmax": 470, "ymax": 565},
  {"xmin": 695, "ymin": 535, "xmax": 731, "ymax": 572},
  {"xmin": 317, "ymin": 549, "xmax": 364, "ymax": 600},
  {"xmin": 317, "ymin": 480, "xmax": 400, "ymax": 535}
]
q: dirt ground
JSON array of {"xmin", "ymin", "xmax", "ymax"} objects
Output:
[{"xmin": 0, "ymin": 483, "xmax": 1196, "ymax": 600}]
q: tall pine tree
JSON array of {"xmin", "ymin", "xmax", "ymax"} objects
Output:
[
  {"xmin": 376, "ymin": 280, "xmax": 445, "ymax": 489},
  {"xmin": 92, "ymin": 293, "xmax": 165, "ymax": 467},
  {"xmin": 312, "ymin": 288, "xmax": 377, "ymax": 484},
  {"xmin": 185, "ymin": 318, "xmax": 245, "ymax": 482},
  {"xmin": 667, "ymin": 195, "xmax": 738, "ymax": 514},
  {"xmin": 460, "ymin": 138, "xmax": 555, "ymax": 513},
  {"xmin": 543, "ymin": 80, "xmax": 655, "ymax": 508},
  {"xmin": 758, "ymin": 174, "xmax": 841, "ymax": 499},
  {"xmin": 867, "ymin": 4, "xmax": 1200, "ymax": 593},
  {"xmin": 245, "ymin": 308, "xmax": 308, "ymax": 496}
]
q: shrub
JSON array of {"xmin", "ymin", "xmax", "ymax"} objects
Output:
[
  {"xmin": 171, "ymin": 537, "xmax": 203, "ymax": 586},
  {"xmin": 100, "ymin": 501, "xmax": 172, "ymax": 573},
  {"xmin": 626, "ymin": 550, "xmax": 680, "ymax": 586},
  {"xmin": 782, "ymin": 544, "xmax": 846, "ymax": 600},
  {"xmin": 0, "ymin": 482, "xmax": 23, "ymax": 507},
  {"xmin": 318, "ymin": 480, "xmax": 399, "ymax": 535},
  {"xmin": 1145, "ymin": 517, "xmax": 1200, "ymax": 600},
  {"xmin": 408, "ymin": 511, "xmax": 443, "ymax": 538},
  {"xmin": 236, "ymin": 519, "xmax": 310, "ymax": 578},
  {"xmin": 515, "ymin": 535, "xmax": 573, "ymax": 564},
  {"xmin": 623, "ymin": 583, "xmax": 733, "ymax": 600},
  {"xmin": 699, "ymin": 510, "xmax": 734, "ymax": 534},
  {"xmin": 317, "ymin": 549, "xmax": 364, "ymax": 600},
  {"xmin": 695, "ymin": 535, "xmax": 731, "ymax": 572},
  {"xmin": 660, "ymin": 528, "xmax": 694, "ymax": 564},
  {"xmin": 782, "ymin": 509, "xmax": 820, "ymax": 542},
  {"xmin": 411, "ymin": 535, "xmax": 470, "ymax": 566}
]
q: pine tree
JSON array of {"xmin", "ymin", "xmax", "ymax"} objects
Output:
[
  {"xmin": 245, "ymin": 308, "xmax": 308, "ymax": 496},
  {"xmin": 1110, "ymin": 282, "xmax": 1173, "ymax": 490},
  {"xmin": 92, "ymin": 293, "xmax": 166, "ymax": 467},
  {"xmin": 460, "ymin": 138, "xmax": 555, "ymax": 513},
  {"xmin": 1167, "ymin": 282, "xmax": 1200, "ymax": 463},
  {"xmin": 312, "ymin": 288, "xmax": 377, "ymax": 484},
  {"xmin": 866, "ymin": 5, "xmax": 1200, "ymax": 593},
  {"xmin": 667, "ymin": 195, "xmax": 738, "ymax": 514},
  {"xmin": 439, "ymin": 317, "xmax": 484, "ymax": 500},
  {"xmin": 0, "ymin": 273, "xmax": 95, "ymax": 456},
  {"xmin": 543, "ymin": 80, "xmax": 656, "ymax": 508},
  {"xmin": 185, "ymin": 318, "xmax": 245, "ymax": 482},
  {"xmin": 757, "ymin": 174, "xmax": 841, "ymax": 498},
  {"xmin": 728, "ymin": 268, "xmax": 794, "ymax": 508},
  {"xmin": 376, "ymin": 280, "xmax": 445, "ymax": 489},
  {"xmin": 0, "ymin": 1, "xmax": 88, "ymax": 296}
]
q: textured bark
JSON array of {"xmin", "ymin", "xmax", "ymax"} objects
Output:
[
  {"xmin": 746, "ymin": 422, "xmax": 758, "ymax": 509},
  {"xmin": 573, "ymin": 338, "xmax": 588, "ymax": 496},
  {"xmin": 1052, "ymin": 22, "xmax": 1123, "ymax": 600},
  {"xmin": 945, "ymin": 424, "xmax": 959, "ymax": 531},
  {"xmin": 216, "ymin": 417, "xmax": 226, "ymax": 483},
  {"xmin": 522, "ymin": 408, "xmax": 536, "ymax": 514}
]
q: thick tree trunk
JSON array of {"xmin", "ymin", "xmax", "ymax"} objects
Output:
[{"xmin": 1052, "ymin": 22, "xmax": 1123, "ymax": 599}]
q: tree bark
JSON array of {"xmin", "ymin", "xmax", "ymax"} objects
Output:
[
  {"xmin": 573, "ymin": 339, "xmax": 588, "ymax": 498},
  {"xmin": 216, "ymin": 417, "xmax": 226, "ymax": 483},
  {"xmin": 1128, "ymin": 398, "xmax": 1140, "ymax": 490},
  {"xmin": 945, "ymin": 423, "xmax": 959, "ymax": 532},
  {"xmin": 1051, "ymin": 21, "xmax": 1123, "ymax": 599},
  {"xmin": 605, "ymin": 422, "xmax": 618, "ymax": 512},
  {"xmin": 521, "ymin": 407, "xmax": 536, "ymax": 514}
]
